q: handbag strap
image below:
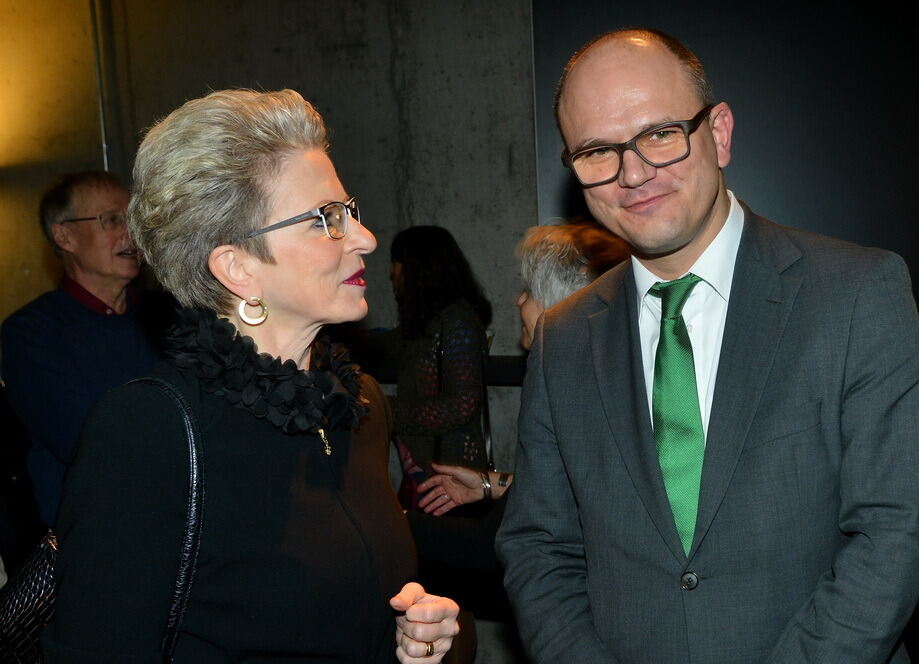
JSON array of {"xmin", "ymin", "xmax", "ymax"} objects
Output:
[{"xmin": 127, "ymin": 377, "xmax": 204, "ymax": 662}]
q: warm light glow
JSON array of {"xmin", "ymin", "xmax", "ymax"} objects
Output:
[
  {"xmin": 0, "ymin": 2, "xmax": 100, "ymax": 168},
  {"xmin": 0, "ymin": 1, "xmax": 102, "ymax": 322},
  {"xmin": 627, "ymin": 36, "xmax": 651, "ymax": 48}
]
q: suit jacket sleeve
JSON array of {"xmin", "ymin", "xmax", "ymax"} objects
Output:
[
  {"xmin": 767, "ymin": 252, "xmax": 919, "ymax": 662},
  {"xmin": 495, "ymin": 316, "xmax": 616, "ymax": 664}
]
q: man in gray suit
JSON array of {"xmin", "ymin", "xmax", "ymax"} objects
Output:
[{"xmin": 495, "ymin": 28, "xmax": 919, "ymax": 663}]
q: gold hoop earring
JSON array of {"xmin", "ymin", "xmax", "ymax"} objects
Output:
[{"xmin": 238, "ymin": 296, "xmax": 268, "ymax": 325}]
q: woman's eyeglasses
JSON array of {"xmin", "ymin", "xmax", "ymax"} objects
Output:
[{"xmin": 247, "ymin": 197, "xmax": 360, "ymax": 240}]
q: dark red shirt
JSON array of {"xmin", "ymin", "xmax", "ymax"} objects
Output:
[{"xmin": 61, "ymin": 276, "xmax": 136, "ymax": 316}]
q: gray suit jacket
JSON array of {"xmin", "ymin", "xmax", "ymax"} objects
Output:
[{"xmin": 496, "ymin": 208, "xmax": 919, "ymax": 663}]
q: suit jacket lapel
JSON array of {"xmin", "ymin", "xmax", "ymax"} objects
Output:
[
  {"xmin": 690, "ymin": 211, "xmax": 803, "ymax": 557},
  {"xmin": 589, "ymin": 266, "xmax": 688, "ymax": 563}
]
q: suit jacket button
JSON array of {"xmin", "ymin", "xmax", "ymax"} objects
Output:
[{"xmin": 680, "ymin": 572, "xmax": 699, "ymax": 590}]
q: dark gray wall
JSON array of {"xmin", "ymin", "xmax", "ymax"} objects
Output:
[{"xmin": 533, "ymin": 2, "xmax": 919, "ymax": 297}]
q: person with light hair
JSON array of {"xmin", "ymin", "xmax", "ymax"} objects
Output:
[
  {"xmin": 43, "ymin": 89, "xmax": 459, "ymax": 663},
  {"xmin": 415, "ymin": 221, "xmax": 628, "ymax": 513},
  {"xmin": 515, "ymin": 221, "xmax": 629, "ymax": 350},
  {"xmin": 1, "ymin": 170, "xmax": 173, "ymax": 528}
]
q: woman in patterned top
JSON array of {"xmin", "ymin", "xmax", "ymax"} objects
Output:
[{"xmin": 388, "ymin": 227, "xmax": 492, "ymax": 481}]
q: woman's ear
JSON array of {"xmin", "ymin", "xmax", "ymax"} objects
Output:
[{"xmin": 208, "ymin": 245, "xmax": 260, "ymax": 301}]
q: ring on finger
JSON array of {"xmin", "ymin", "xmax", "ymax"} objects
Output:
[{"xmin": 425, "ymin": 641, "xmax": 435, "ymax": 657}]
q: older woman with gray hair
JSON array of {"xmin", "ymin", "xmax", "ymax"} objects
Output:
[{"xmin": 43, "ymin": 89, "xmax": 459, "ymax": 663}]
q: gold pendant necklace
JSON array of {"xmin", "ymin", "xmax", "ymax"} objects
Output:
[{"xmin": 317, "ymin": 428, "xmax": 332, "ymax": 455}]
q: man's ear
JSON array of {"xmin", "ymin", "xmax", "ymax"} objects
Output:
[
  {"xmin": 50, "ymin": 223, "xmax": 75, "ymax": 253},
  {"xmin": 709, "ymin": 101, "xmax": 734, "ymax": 169},
  {"xmin": 208, "ymin": 244, "xmax": 261, "ymax": 301}
]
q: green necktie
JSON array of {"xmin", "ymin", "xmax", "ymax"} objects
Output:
[{"xmin": 650, "ymin": 273, "xmax": 704, "ymax": 555}]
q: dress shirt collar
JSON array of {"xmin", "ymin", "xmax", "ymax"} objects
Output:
[
  {"xmin": 62, "ymin": 276, "xmax": 137, "ymax": 315},
  {"xmin": 632, "ymin": 190, "xmax": 745, "ymax": 303}
]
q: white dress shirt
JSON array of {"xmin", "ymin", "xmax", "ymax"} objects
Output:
[{"xmin": 633, "ymin": 191, "xmax": 744, "ymax": 440}]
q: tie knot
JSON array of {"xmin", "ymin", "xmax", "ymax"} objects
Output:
[{"xmin": 650, "ymin": 273, "xmax": 701, "ymax": 319}]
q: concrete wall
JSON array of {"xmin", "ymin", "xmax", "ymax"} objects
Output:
[
  {"xmin": 1, "ymin": 0, "xmax": 537, "ymax": 350},
  {"xmin": 0, "ymin": 1, "xmax": 105, "ymax": 323},
  {"xmin": 106, "ymin": 0, "xmax": 537, "ymax": 352}
]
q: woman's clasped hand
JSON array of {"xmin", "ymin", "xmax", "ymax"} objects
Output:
[{"xmin": 390, "ymin": 582, "xmax": 460, "ymax": 663}]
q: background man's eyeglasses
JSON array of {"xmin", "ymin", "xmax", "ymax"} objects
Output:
[
  {"xmin": 247, "ymin": 197, "xmax": 360, "ymax": 240},
  {"xmin": 562, "ymin": 105, "xmax": 714, "ymax": 188},
  {"xmin": 59, "ymin": 209, "xmax": 127, "ymax": 232}
]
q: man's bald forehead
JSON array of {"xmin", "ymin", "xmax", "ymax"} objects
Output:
[
  {"xmin": 554, "ymin": 28, "xmax": 715, "ymax": 121},
  {"xmin": 573, "ymin": 29, "xmax": 663, "ymax": 65}
]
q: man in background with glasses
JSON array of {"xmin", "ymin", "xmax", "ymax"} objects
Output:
[
  {"xmin": 1, "ymin": 171, "xmax": 173, "ymax": 529},
  {"xmin": 496, "ymin": 28, "xmax": 918, "ymax": 663}
]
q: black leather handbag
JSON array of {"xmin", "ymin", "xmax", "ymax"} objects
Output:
[{"xmin": 0, "ymin": 377, "xmax": 204, "ymax": 663}]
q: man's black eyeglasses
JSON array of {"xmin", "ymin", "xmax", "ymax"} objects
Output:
[{"xmin": 562, "ymin": 106, "xmax": 715, "ymax": 188}]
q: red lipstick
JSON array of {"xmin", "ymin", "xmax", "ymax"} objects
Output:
[{"xmin": 343, "ymin": 268, "xmax": 366, "ymax": 287}]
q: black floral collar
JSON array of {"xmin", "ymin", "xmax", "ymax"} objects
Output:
[{"xmin": 164, "ymin": 307, "xmax": 367, "ymax": 435}]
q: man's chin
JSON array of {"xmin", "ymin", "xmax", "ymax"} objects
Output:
[
  {"xmin": 630, "ymin": 240, "xmax": 687, "ymax": 261},
  {"xmin": 611, "ymin": 216, "xmax": 689, "ymax": 258},
  {"xmin": 118, "ymin": 267, "xmax": 141, "ymax": 281}
]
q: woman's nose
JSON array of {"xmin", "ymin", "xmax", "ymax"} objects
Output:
[{"xmin": 347, "ymin": 218, "xmax": 377, "ymax": 254}]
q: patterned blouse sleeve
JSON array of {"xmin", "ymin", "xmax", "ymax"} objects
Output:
[{"xmin": 394, "ymin": 302, "xmax": 486, "ymax": 436}]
